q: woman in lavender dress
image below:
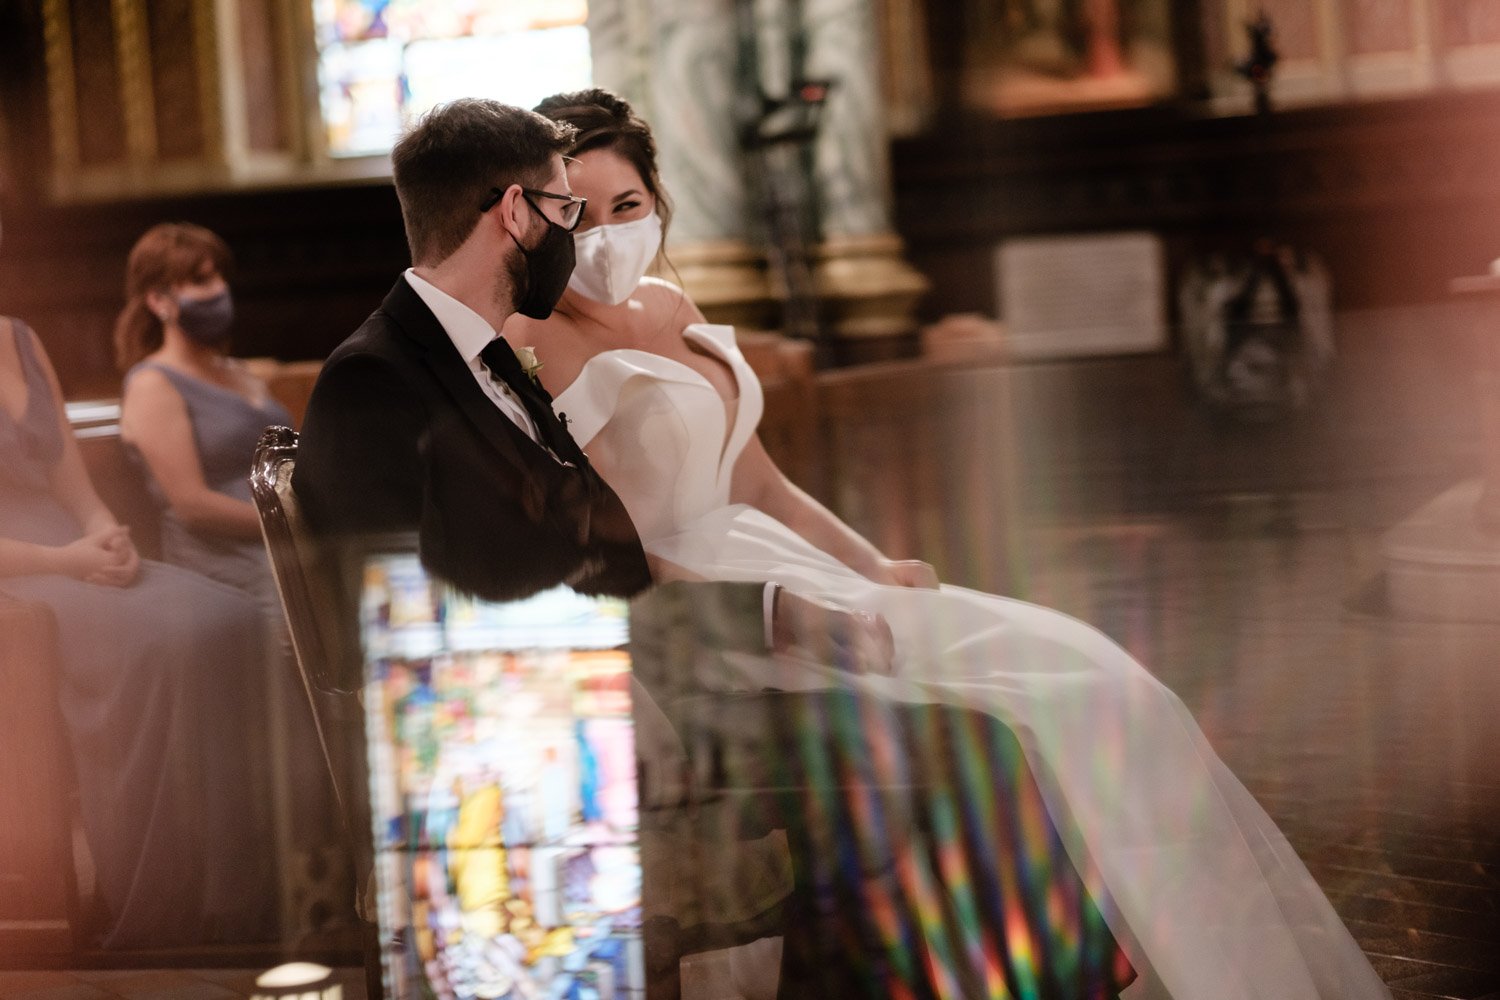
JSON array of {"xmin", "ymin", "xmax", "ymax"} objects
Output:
[
  {"xmin": 0, "ymin": 314, "xmax": 273, "ymax": 948},
  {"xmin": 115, "ymin": 223, "xmax": 339, "ymax": 935},
  {"xmin": 115, "ymin": 224, "xmax": 292, "ymax": 635}
]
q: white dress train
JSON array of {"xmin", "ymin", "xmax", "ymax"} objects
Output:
[{"xmin": 552, "ymin": 323, "xmax": 1389, "ymax": 1000}]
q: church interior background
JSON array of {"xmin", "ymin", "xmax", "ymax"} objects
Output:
[{"xmin": 2, "ymin": 1, "xmax": 1500, "ymax": 998}]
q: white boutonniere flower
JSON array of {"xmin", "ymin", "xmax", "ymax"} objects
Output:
[{"xmin": 514, "ymin": 346, "xmax": 544, "ymax": 383}]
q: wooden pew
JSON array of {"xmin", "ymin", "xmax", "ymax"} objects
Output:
[
  {"xmin": 68, "ymin": 400, "xmax": 161, "ymax": 561},
  {"xmin": 735, "ymin": 331, "xmax": 823, "ymax": 500},
  {"xmin": 817, "ymin": 356, "xmax": 1022, "ymax": 595},
  {"xmin": 241, "ymin": 358, "xmax": 323, "ymax": 429},
  {"xmin": 0, "ymin": 594, "xmax": 80, "ymax": 955}
]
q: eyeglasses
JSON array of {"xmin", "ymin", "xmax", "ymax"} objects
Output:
[{"xmin": 478, "ymin": 186, "xmax": 588, "ymax": 232}]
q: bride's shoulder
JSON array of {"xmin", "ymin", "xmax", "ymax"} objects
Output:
[
  {"xmin": 636, "ymin": 277, "xmax": 708, "ymax": 326},
  {"xmin": 636, "ymin": 275, "xmax": 687, "ymax": 300}
]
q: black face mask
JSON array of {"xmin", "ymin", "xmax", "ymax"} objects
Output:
[
  {"xmin": 176, "ymin": 290, "xmax": 234, "ymax": 346},
  {"xmin": 511, "ymin": 207, "xmax": 576, "ymax": 320}
]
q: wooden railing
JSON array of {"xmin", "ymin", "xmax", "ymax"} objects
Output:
[{"xmin": 817, "ymin": 356, "xmax": 1023, "ymax": 594}]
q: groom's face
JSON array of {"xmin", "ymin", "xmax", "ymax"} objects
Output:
[
  {"xmin": 501, "ymin": 156, "xmax": 575, "ymax": 246},
  {"xmin": 497, "ymin": 156, "xmax": 572, "ymax": 300}
]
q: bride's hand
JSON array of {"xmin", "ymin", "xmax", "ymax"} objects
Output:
[{"xmin": 876, "ymin": 558, "xmax": 939, "ymax": 589}]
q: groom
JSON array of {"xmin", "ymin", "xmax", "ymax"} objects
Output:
[
  {"xmin": 294, "ymin": 99, "xmax": 1132, "ymax": 999},
  {"xmin": 292, "ymin": 100, "xmax": 647, "ymax": 607}
]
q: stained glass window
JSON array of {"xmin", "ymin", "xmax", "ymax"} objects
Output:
[{"xmin": 312, "ymin": 0, "xmax": 592, "ymax": 158}]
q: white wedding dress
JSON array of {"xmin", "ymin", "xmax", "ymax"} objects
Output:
[{"xmin": 553, "ymin": 323, "xmax": 1389, "ymax": 1000}]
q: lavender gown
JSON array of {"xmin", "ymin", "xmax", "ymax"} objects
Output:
[
  {"xmin": 1, "ymin": 321, "xmax": 274, "ymax": 947},
  {"xmin": 124, "ymin": 360, "xmax": 292, "ymax": 631}
]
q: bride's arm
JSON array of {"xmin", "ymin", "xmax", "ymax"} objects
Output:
[
  {"xmin": 643, "ymin": 551, "xmax": 706, "ymax": 583},
  {"xmin": 730, "ymin": 435, "xmax": 937, "ymax": 588}
]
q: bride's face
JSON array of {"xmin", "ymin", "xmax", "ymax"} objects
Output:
[{"xmin": 566, "ymin": 147, "xmax": 657, "ymax": 233}]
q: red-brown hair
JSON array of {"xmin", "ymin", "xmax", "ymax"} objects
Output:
[{"xmin": 113, "ymin": 223, "xmax": 233, "ymax": 370}]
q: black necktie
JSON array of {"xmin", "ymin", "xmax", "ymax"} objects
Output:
[{"xmin": 478, "ymin": 337, "xmax": 587, "ymax": 468}]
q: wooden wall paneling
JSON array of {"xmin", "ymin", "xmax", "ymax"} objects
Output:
[
  {"xmin": 238, "ymin": 0, "xmax": 293, "ymax": 154},
  {"xmin": 1345, "ymin": 0, "xmax": 1416, "ymax": 56},
  {"xmin": 1201, "ymin": 0, "xmax": 1230, "ymax": 82},
  {"xmin": 1206, "ymin": 0, "xmax": 1500, "ymax": 103},
  {"xmin": 1435, "ymin": 0, "xmax": 1500, "ymax": 45},
  {"xmin": 0, "ymin": 2, "xmax": 47, "ymax": 201},
  {"xmin": 1344, "ymin": 0, "xmax": 1437, "ymax": 97},
  {"xmin": 918, "ymin": 0, "xmax": 966, "ymax": 112},
  {"xmin": 31, "ymin": 0, "xmax": 339, "ymax": 201},
  {"xmin": 35, "ymin": 0, "xmax": 78, "ymax": 182},
  {"xmin": 145, "ymin": 0, "xmax": 207, "ymax": 162},
  {"xmin": 63, "ymin": 0, "xmax": 127, "ymax": 169},
  {"xmin": 1173, "ymin": 0, "xmax": 1213, "ymax": 100},
  {"xmin": 1211, "ymin": 0, "xmax": 1348, "ymax": 108},
  {"xmin": 196, "ymin": 0, "xmax": 226, "ymax": 168},
  {"xmin": 1434, "ymin": 0, "xmax": 1500, "ymax": 89},
  {"xmin": 112, "ymin": 0, "xmax": 159, "ymax": 171},
  {"xmin": 216, "ymin": 0, "xmax": 312, "ymax": 182},
  {"xmin": 892, "ymin": 92, "xmax": 1500, "ymax": 328}
]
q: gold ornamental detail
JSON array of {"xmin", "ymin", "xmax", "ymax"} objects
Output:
[
  {"xmin": 110, "ymin": 0, "xmax": 158, "ymax": 165},
  {"xmin": 40, "ymin": 0, "xmax": 79, "ymax": 174}
]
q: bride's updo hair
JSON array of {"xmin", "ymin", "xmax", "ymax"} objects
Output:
[{"xmin": 533, "ymin": 89, "xmax": 673, "ymax": 243}]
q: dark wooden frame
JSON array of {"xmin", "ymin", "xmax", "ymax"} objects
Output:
[{"xmin": 248, "ymin": 425, "xmax": 367, "ymax": 830}]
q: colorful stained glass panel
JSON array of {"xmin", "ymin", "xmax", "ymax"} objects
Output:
[
  {"xmin": 404, "ymin": 27, "xmax": 592, "ymax": 124},
  {"xmin": 318, "ymin": 38, "xmax": 404, "ymax": 157},
  {"xmin": 312, "ymin": 0, "xmax": 591, "ymax": 158}
]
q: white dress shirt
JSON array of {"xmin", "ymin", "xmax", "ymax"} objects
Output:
[{"xmin": 403, "ymin": 268, "xmax": 547, "ymax": 451}]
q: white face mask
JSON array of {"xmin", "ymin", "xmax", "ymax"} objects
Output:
[{"xmin": 567, "ymin": 212, "xmax": 663, "ymax": 305}]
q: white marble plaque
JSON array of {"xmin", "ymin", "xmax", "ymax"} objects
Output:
[{"xmin": 997, "ymin": 232, "xmax": 1167, "ymax": 359}]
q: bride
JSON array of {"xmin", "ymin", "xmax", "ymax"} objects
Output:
[{"xmin": 506, "ymin": 89, "xmax": 1389, "ymax": 1000}]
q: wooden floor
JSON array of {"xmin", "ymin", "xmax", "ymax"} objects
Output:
[
  {"xmin": 999, "ymin": 495, "xmax": 1500, "ymax": 1000},
  {"xmin": 817, "ymin": 329, "xmax": 1500, "ymax": 998}
]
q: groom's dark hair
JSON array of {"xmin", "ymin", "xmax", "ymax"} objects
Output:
[{"xmin": 392, "ymin": 99, "xmax": 576, "ymax": 266}]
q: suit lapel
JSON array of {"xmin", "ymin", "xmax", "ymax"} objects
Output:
[{"xmin": 379, "ymin": 278, "xmax": 546, "ymax": 477}]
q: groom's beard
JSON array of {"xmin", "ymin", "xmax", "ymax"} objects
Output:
[{"xmin": 498, "ymin": 245, "xmax": 529, "ymax": 319}]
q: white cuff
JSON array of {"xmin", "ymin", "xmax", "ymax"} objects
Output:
[{"xmin": 763, "ymin": 582, "xmax": 779, "ymax": 651}]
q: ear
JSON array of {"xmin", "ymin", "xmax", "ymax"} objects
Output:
[
  {"xmin": 494, "ymin": 184, "xmax": 532, "ymax": 245},
  {"xmin": 144, "ymin": 288, "xmax": 175, "ymax": 322}
]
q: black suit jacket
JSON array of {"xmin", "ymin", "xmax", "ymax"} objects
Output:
[{"xmin": 293, "ymin": 277, "xmax": 653, "ymax": 602}]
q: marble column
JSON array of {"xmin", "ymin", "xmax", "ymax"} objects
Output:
[
  {"xmin": 588, "ymin": 0, "xmax": 775, "ymax": 328},
  {"xmin": 583, "ymin": 0, "xmax": 651, "ymax": 117},
  {"xmin": 802, "ymin": 0, "xmax": 929, "ymax": 362}
]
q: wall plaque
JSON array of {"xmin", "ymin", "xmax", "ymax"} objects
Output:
[{"xmin": 997, "ymin": 231, "xmax": 1167, "ymax": 360}]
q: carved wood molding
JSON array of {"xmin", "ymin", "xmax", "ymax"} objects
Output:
[
  {"xmin": 196, "ymin": 0, "xmax": 226, "ymax": 161},
  {"xmin": 895, "ymin": 93, "xmax": 1500, "ymax": 237},
  {"xmin": 110, "ymin": 0, "xmax": 156, "ymax": 166},
  {"xmin": 36, "ymin": 0, "xmax": 318, "ymax": 200},
  {"xmin": 39, "ymin": 0, "xmax": 77, "ymax": 174}
]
